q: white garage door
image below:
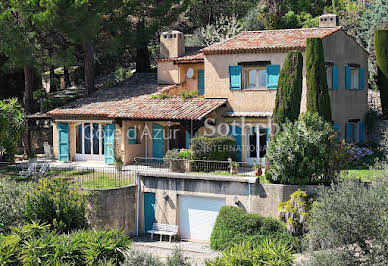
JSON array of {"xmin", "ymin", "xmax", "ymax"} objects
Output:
[{"xmin": 179, "ymin": 195, "xmax": 226, "ymax": 241}]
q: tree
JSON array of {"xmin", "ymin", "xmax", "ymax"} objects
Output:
[
  {"xmin": 375, "ymin": 30, "xmax": 388, "ymax": 118},
  {"xmin": 272, "ymin": 50, "xmax": 303, "ymax": 126},
  {"xmin": 306, "ymin": 38, "xmax": 332, "ymax": 122},
  {"xmin": 266, "ymin": 112, "xmax": 348, "ymax": 185}
]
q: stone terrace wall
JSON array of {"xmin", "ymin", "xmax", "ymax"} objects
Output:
[{"xmin": 82, "ymin": 185, "xmax": 137, "ymax": 235}]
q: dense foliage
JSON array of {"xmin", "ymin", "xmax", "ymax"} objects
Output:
[
  {"xmin": 191, "ymin": 136, "xmax": 236, "ymax": 161},
  {"xmin": 375, "ymin": 30, "xmax": 388, "ymax": 118},
  {"xmin": 0, "ymin": 98, "xmax": 24, "ymax": 161},
  {"xmin": 266, "ymin": 112, "xmax": 348, "ymax": 185},
  {"xmin": 0, "ymin": 222, "xmax": 130, "ymax": 265},
  {"xmin": 210, "ymin": 206, "xmax": 296, "ymax": 251},
  {"xmin": 307, "ymin": 175, "xmax": 388, "ymax": 265},
  {"xmin": 306, "ymin": 38, "xmax": 332, "ymax": 122},
  {"xmin": 0, "ymin": 178, "xmax": 34, "ymax": 234},
  {"xmin": 164, "ymin": 149, "xmax": 193, "ymax": 172},
  {"xmin": 122, "ymin": 247, "xmax": 191, "ymax": 266},
  {"xmin": 278, "ymin": 190, "xmax": 315, "ymax": 235},
  {"xmin": 207, "ymin": 239, "xmax": 294, "ymax": 266},
  {"xmin": 272, "ymin": 50, "xmax": 303, "ymax": 126},
  {"xmin": 24, "ymin": 178, "xmax": 87, "ymax": 233}
]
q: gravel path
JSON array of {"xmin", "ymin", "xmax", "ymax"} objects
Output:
[{"xmin": 131, "ymin": 237, "xmax": 220, "ymax": 265}]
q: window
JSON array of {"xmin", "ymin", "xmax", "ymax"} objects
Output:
[
  {"xmin": 128, "ymin": 127, "xmax": 137, "ymax": 144},
  {"xmin": 75, "ymin": 123, "xmax": 104, "ymax": 159},
  {"xmin": 243, "ymin": 66, "xmax": 267, "ymax": 90},
  {"xmin": 351, "ymin": 67, "xmax": 360, "ymax": 90}
]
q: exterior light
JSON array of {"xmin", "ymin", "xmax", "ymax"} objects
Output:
[
  {"xmin": 234, "ymin": 196, "xmax": 239, "ymax": 205},
  {"xmin": 162, "ymin": 191, "xmax": 168, "ymax": 200}
]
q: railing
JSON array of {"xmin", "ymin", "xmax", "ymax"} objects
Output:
[{"xmin": 133, "ymin": 157, "xmax": 261, "ymax": 177}]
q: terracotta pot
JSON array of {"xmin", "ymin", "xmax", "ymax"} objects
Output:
[{"xmin": 255, "ymin": 168, "xmax": 263, "ymax": 176}]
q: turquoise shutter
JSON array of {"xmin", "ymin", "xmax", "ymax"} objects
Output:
[
  {"xmin": 332, "ymin": 65, "xmax": 338, "ymax": 90},
  {"xmin": 58, "ymin": 122, "xmax": 69, "ymax": 162},
  {"xmin": 229, "ymin": 125, "xmax": 242, "ymax": 161},
  {"xmin": 359, "ymin": 67, "xmax": 365, "ymax": 90},
  {"xmin": 345, "ymin": 122, "xmax": 352, "ymax": 143},
  {"xmin": 333, "ymin": 123, "xmax": 340, "ymax": 139},
  {"xmin": 359, "ymin": 122, "xmax": 365, "ymax": 143},
  {"xmin": 185, "ymin": 130, "xmax": 190, "ymax": 149},
  {"xmin": 197, "ymin": 69, "xmax": 205, "ymax": 96},
  {"xmin": 128, "ymin": 127, "xmax": 136, "ymax": 144},
  {"xmin": 229, "ymin": 66, "xmax": 242, "ymax": 90},
  {"xmin": 104, "ymin": 124, "xmax": 115, "ymax": 164},
  {"xmin": 152, "ymin": 123, "xmax": 164, "ymax": 159},
  {"xmin": 345, "ymin": 66, "xmax": 351, "ymax": 90},
  {"xmin": 266, "ymin": 65, "xmax": 280, "ymax": 90}
]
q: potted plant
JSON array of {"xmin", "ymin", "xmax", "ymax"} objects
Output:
[
  {"xmin": 228, "ymin": 158, "xmax": 239, "ymax": 175},
  {"xmin": 253, "ymin": 159, "xmax": 263, "ymax": 176},
  {"xmin": 114, "ymin": 157, "xmax": 123, "ymax": 171}
]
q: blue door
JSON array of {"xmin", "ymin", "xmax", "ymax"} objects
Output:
[
  {"xmin": 152, "ymin": 123, "xmax": 164, "ymax": 159},
  {"xmin": 229, "ymin": 125, "xmax": 242, "ymax": 161},
  {"xmin": 104, "ymin": 124, "xmax": 115, "ymax": 164},
  {"xmin": 197, "ymin": 69, "xmax": 205, "ymax": 96},
  {"xmin": 144, "ymin": 192, "xmax": 155, "ymax": 233},
  {"xmin": 58, "ymin": 123, "xmax": 70, "ymax": 162}
]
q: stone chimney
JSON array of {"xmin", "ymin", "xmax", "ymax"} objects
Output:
[
  {"xmin": 159, "ymin": 30, "xmax": 185, "ymax": 59},
  {"xmin": 319, "ymin": 14, "xmax": 339, "ymax": 28}
]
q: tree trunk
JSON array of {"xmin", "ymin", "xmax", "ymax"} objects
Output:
[
  {"xmin": 135, "ymin": 21, "xmax": 151, "ymax": 73},
  {"xmin": 49, "ymin": 66, "xmax": 57, "ymax": 92},
  {"xmin": 64, "ymin": 66, "xmax": 71, "ymax": 88},
  {"xmin": 23, "ymin": 65, "xmax": 33, "ymax": 114},
  {"xmin": 83, "ymin": 40, "xmax": 95, "ymax": 95}
]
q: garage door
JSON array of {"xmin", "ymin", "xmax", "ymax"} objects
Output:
[{"xmin": 179, "ymin": 195, "xmax": 226, "ymax": 241}]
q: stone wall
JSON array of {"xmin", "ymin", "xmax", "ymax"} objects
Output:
[{"xmin": 82, "ymin": 185, "xmax": 137, "ymax": 235}]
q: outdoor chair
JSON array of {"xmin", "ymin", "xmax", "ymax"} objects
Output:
[
  {"xmin": 38, "ymin": 162, "xmax": 50, "ymax": 178},
  {"xmin": 19, "ymin": 163, "xmax": 37, "ymax": 178}
]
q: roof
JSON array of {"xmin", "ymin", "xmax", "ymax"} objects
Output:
[
  {"xmin": 224, "ymin": 112, "xmax": 272, "ymax": 118},
  {"xmin": 47, "ymin": 73, "xmax": 226, "ymax": 121},
  {"xmin": 157, "ymin": 47, "xmax": 204, "ymax": 63},
  {"xmin": 202, "ymin": 27, "xmax": 342, "ymax": 55}
]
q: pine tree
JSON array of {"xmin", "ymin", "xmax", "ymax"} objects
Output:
[
  {"xmin": 306, "ymin": 38, "xmax": 332, "ymax": 122},
  {"xmin": 375, "ymin": 30, "xmax": 388, "ymax": 118},
  {"xmin": 272, "ymin": 50, "xmax": 303, "ymax": 126}
]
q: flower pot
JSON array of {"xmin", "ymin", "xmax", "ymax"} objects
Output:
[
  {"xmin": 255, "ymin": 168, "xmax": 263, "ymax": 176},
  {"xmin": 230, "ymin": 166, "xmax": 238, "ymax": 175}
]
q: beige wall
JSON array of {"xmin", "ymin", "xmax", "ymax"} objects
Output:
[
  {"xmin": 178, "ymin": 63, "xmax": 204, "ymax": 92},
  {"xmin": 157, "ymin": 61, "xmax": 179, "ymax": 84},
  {"xmin": 53, "ymin": 122, "xmax": 58, "ymax": 158}
]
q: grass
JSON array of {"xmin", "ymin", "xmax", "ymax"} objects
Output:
[
  {"xmin": 77, "ymin": 173, "xmax": 133, "ymax": 189},
  {"xmin": 340, "ymin": 169, "xmax": 385, "ymax": 182}
]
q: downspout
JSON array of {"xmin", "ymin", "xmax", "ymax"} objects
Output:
[
  {"xmin": 136, "ymin": 172, "xmax": 140, "ymax": 236},
  {"xmin": 248, "ymin": 182, "xmax": 251, "ymax": 213}
]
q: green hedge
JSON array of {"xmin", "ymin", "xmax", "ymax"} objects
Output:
[
  {"xmin": 375, "ymin": 30, "xmax": 388, "ymax": 118},
  {"xmin": 210, "ymin": 206, "xmax": 295, "ymax": 251},
  {"xmin": 191, "ymin": 136, "xmax": 236, "ymax": 161},
  {"xmin": 0, "ymin": 222, "xmax": 130, "ymax": 265}
]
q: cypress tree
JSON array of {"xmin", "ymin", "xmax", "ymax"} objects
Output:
[
  {"xmin": 306, "ymin": 38, "xmax": 332, "ymax": 122},
  {"xmin": 375, "ymin": 30, "xmax": 388, "ymax": 118},
  {"xmin": 272, "ymin": 50, "xmax": 303, "ymax": 125}
]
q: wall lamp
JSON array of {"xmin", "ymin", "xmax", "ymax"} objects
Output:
[
  {"xmin": 162, "ymin": 191, "xmax": 169, "ymax": 200},
  {"xmin": 234, "ymin": 196, "xmax": 239, "ymax": 205}
]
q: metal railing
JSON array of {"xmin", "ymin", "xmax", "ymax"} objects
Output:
[{"xmin": 133, "ymin": 157, "xmax": 261, "ymax": 177}]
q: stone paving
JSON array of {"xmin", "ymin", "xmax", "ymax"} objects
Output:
[{"xmin": 131, "ymin": 236, "xmax": 220, "ymax": 266}]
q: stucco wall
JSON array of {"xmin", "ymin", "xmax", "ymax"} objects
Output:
[
  {"xmin": 178, "ymin": 63, "xmax": 204, "ymax": 92},
  {"xmin": 157, "ymin": 61, "xmax": 179, "ymax": 84},
  {"xmin": 82, "ymin": 185, "xmax": 137, "ymax": 235},
  {"xmin": 139, "ymin": 172, "xmax": 319, "ymax": 235}
]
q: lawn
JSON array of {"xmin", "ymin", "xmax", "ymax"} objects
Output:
[{"xmin": 340, "ymin": 169, "xmax": 385, "ymax": 182}]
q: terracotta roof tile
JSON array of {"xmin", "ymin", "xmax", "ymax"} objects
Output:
[
  {"xmin": 47, "ymin": 73, "xmax": 225, "ymax": 121},
  {"xmin": 157, "ymin": 47, "xmax": 204, "ymax": 63},
  {"xmin": 202, "ymin": 27, "xmax": 342, "ymax": 55}
]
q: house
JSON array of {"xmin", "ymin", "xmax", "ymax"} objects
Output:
[{"xmin": 48, "ymin": 14, "xmax": 368, "ymax": 165}]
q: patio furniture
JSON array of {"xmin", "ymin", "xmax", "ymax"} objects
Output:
[
  {"xmin": 38, "ymin": 162, "xmax": 50, "ymax": 178},
  {"xmin": 19, "ymin": 163, "xmax": 37, "ymax": 177},
  {"xmin": 148, "ymin": 223, "xmax": 179, "ymax": 242}
]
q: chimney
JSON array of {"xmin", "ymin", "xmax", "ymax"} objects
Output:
[
  {"xmin": 159, "ymin": 30, "xmax": 185, "ymax": 59},
  {"xmin": 319, "ymin": 14, "xmax": 339, "ymax": 28}
]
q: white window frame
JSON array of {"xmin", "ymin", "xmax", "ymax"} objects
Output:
[
  {"xmin": 75, "ymin": 123, "xmax": 104, "ymax": 161},
  {"xmin": 350, "ymin": 66, "xmax": 360, "ymax": 90},
  {"xmin": 245, "ymin": 126, "xmax": 268, "ymax": 165},
  {"xmin": 242, "ymin": 66, "xmax": 267, "ymax": 90}
]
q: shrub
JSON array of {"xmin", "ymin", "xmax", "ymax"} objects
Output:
[
  {"xmin": 24, "ymin": 178, "xmax": 87, "ymax": 233},
  {"xmin": 180, "ymin": 90, "xmax": 198, "ymax": 99},
  {"xmin": 121, "ymin": 249, "xmax": 164, "ymax": 266},
  {"xmin": 0, "ymin": 98, "xmax": 25, "ymax": 162},
  {"xmin": 306, "ymin": 38, "xmax": 332, "ymax": 122},
  {"xmin": 278, "ymin": 190, "xmax": 315, "ymax": 235},
  {"xmin": 0, "ymin": 222, "xmax": 130, "ymax": 265},
  {"xmin": 272, "ymin": 50, "xmax": 303, "ymax": 126},
  {"xmin": 206, "ymin": 239, "xmax": 294, "ymax": 266},
  {"xmin": 375, "ymin": 30, "xmax": 388, "ymax": 118},
  {"xmin": 0, "ymin": 179, "xmax": 34, "ymax": 233},
  {"xmin": 166, "ymin": 247, "xmax": 191, "ymax": 266},
  {"xmin": 164, "ymin": 149, "xmax": 192, "ymax": 173},
  {"xmin": 306, "ymin": 176, "xmax": 388, "ymax": 265},
  {"xmin": 191, "ymin": 136, "xmax": 236, "ymax": 161},
  {"xmin": 266, "ymin": 112, "xmax": 349, "ymax": 185},
  {"xmin": 210, "ymin": 206, "xmax": 287, "ymax": 251}
]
